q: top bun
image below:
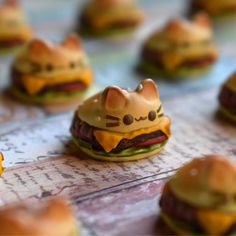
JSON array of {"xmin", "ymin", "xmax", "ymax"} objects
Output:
[
  {"xmin": 0, "ymin": 198, "xmax": 78, "ymax": 236},
  {"xmin": 13, "ymin": 34, "xmax": 90, "ymax": 82},
  {"xmin": 150, "ymin": 13, "xmax": 212, "ymax": 45},
  {"xmin": 78, "ymin": 79, "xmax": 169, "ymax": 133},
  {"xmin": 223, "ymin": 71, "xmax": 236, "ymax": 92},
  {"xmin": 169, "ymin": 155, "xmax": 236, "ymax": 211}
]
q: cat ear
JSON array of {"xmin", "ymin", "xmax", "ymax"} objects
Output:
[
  {"xmin": 165, "ymin": 18, "xmax": 183, "ymax": 32},
  {"xmin": 193, "ymin": 12, "xmax": 211, "ymax": 29},
  {"xmin": 62, "ymin": 34, "xmax": 81, "ymax": 50},
  {"xmin": 102, "ymin": 86, "xmax": 127, "ymax": 111},
  {"xmin": 3, "ymin": 0, "xmax": 19, "ymax": 7},
  {"xmin": 29, "ymin": 39, "xmax": 51, "ymax": 55},
  {"xmin": 136, "ymin": 79, "xmax": 159, "ymax": 101}
]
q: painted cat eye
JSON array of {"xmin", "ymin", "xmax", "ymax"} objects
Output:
[
  {"xmin": 30, "ymin": 62, "xmax": 42, "ymax": 73},
  {"xmin": 46, "ymin": 63, "xmax": 54, "ymax": 71},
  {"xmin": 123, "ymin": 114, "xmax": 134, "ymax": 125},
  {"xmin": 148, "ymin": 110, "xmax": 156, "ymax": 121},
  {"xmin": 70, "ymin": 62, "xmax": 76, "ymax": 69}
]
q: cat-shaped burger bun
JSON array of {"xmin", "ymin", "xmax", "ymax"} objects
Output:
[
  {"xmin": 71, "ymin": 79, "xmax": 171, "ymax": 161},
  {"xmin": 10, "ymin": 34, "xmax": 93, "ymax": 105},
  {"xmin": 0, "ymin": 0, "xmax": 31, "ymax": 52}
]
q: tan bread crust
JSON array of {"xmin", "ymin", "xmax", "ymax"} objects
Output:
[
  {"xmin": 0, "ymin": 198, "xmax": 78, "ymax": 236},
  {"xmin": 78, "ymin": 142, "xmax": 166, "ymax": 162},
  {"xmin": 147, "ymin": 13, "xmax": 213, "ymax": 44},
  {"xmin": 12, "ymin": 34, "xmax": 92, "ymax": 84},
  {"xmin": 169, "ymin": 155, "xmax": 236, "ymax": 208},
  {"xmin": 78, "ymin": 79, "xmax": 171, "ymax": 133}
]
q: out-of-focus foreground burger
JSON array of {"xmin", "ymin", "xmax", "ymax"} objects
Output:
[
  {"xmin": 159, "ymin": 155, "xmax": 236, "ymax": 235},
  {"xmin": 0, "ymin": 197, "xmax": 79, "ymax": 236}
]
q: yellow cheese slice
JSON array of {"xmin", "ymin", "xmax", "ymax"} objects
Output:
[
  {"xmin": 0, "ymin": 152, "xmax": 3, "ymax": 175},
  {"xmin": 162, "ymin": 53, "xmax": 183, "ymax": 70},
  {"xmin": 21, "ymin": 76, "xmax": 46, "ymax": 95},
  {"xmin": 94, "ymin": 117, "xmax": 171, "ymax": 153},
  {"xmin": 19, "ymin": 68, "xmax": 92, "ymax": 95},
  {"xmin": 197, "ymin": 209, "xmax": 236, "ymax": 235}
]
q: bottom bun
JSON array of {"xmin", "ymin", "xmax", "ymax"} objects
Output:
[
  {"xmin": 139, "ymin": 60, "xmax": 213, "ymax": 79},
  {"xmin": 9, "ymin": 86, "xmax": 88, "ymax": 106},
  {"xmin": 219, "ymin": 106, "xmax": 236, "ymax": 123},
  {"xmin": 75, "ymin": 141, "xmax": 165, "ymax": 162}
]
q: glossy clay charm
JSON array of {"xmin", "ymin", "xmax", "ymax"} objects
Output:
[{"xmin": 70, "ymin": 79, "xmax": 171, "ymax": 161}]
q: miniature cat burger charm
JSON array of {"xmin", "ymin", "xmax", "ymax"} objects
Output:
[
  {"xmin": 10, "ymin": 34, "xmax": 92, "ymax": 105},
  {"xmin": 70, "ymin": 79, "xmax": 171, "ymax": 161},
  {"xmin": 0, "ymin": 0, "xmax": 31, "ymax": 54}
]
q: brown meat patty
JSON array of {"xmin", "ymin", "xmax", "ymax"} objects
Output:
[
  {"xmin": 219, "ymin": 86, "xmax": 236, "ymax": 111},
  {"xmin": 141, "ymin": 47, "xmax": 216, "ymax": 69},
  {"xmin": 0, "ymin": 38, "xmax": 25, "ymax": 48}
]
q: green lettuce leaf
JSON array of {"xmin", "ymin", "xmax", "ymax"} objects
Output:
[{"xmin": 73, "ymin": 137, "xmax": 167, "ymax": 158}]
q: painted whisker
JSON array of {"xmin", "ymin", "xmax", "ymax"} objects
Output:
[
  {"xmin": 105, "ymin": 115, "xmax": 120, "ymax": 121},
  {"xmin": 106, "ymin": 122, "xmax": 120, "ymax": 127}
]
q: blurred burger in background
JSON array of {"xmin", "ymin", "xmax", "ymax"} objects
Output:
[
  {"xmin": 79, "ymin": 0, "xmax": 144, "ymax": 37},
  {"xmin": 191, "ymin": 0, "xmax": 236, "ymax": 18}
]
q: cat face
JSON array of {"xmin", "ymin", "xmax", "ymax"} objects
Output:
[
  {"xmin": 0, "ymin": 0, "xmax": 27, "ymax": 33},
  {"xmin": 149, "ymin": 13, "xmax": 213, "ymax": 53},
  {"xmin": 78, "ymin": 79, "xmax": 165, "ymax": 133},
  {"xmin": 165, "ymin": 13, "xmax": 211, "ymax": 34},
  {"xmin": 15, "ymin": 34, "xmax": 90, "ymax": 79}
]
